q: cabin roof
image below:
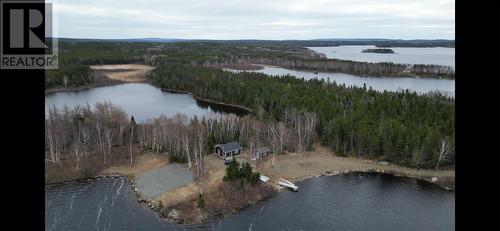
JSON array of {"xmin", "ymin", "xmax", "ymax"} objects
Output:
[{"xmin": 216, "ymin": 142, "xmax": 242, "ymax": 153}]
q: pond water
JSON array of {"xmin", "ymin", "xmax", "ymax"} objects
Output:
[
  {"xmin": 45, "ymin": 83, "xmax": 248, "ymax": 122},
  {"xmin": 308, "ymin": 45, "xmax": 455, "ymax": 68},
  {"xmin": 228, "ymin": 66, "xmax": 455, "ymax": 97},
  {"xmin": 45, "ymin": 173, "xmax": 454, "ymax": 231}
]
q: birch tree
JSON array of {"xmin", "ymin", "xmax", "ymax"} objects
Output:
[
  {"xmin": 194, "ymin": 122, "xmax": 206, "ymax": 195},
  {"xmin": 72, "ymin": 138, "xmax": 82, "ymax": 170},
  {"xmin": 274, "ymin": 122, "xmax": 289, "ymax": 154},
  {"xmin": 435, "ymin": 138, "xmax": 451, "ymax": 170},
  {"xmin": 181, "ymin": 134, "xmax": 192, "ymax": 171}
]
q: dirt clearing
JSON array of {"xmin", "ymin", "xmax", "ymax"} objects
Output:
[
  {"xmin": 100, "ymin": 153, "xmax": 169, "ymax": 178},
  {"xmin": 254, "ymin": 143, "xmax": 454, "ymax": 188},
  {"xmin": 90, "ymin": 64, "xmax": 154, "ymax": 83}
]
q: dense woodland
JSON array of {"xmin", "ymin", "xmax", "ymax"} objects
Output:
[
  {"xmin": 45, "ymin": 65, "xmax": 92, "ymax": 89},
  {"xmin": 45, "ymin": 41, "xmax": 455, "ymax": 180},
  {"xmin": 152, "ymin": 64, "xmax": 455, "ymax": 169},
  {"xmin": 202, "ymin": 56, "xmax": 454, "ymax": 78},
  {"xmin": 44, "ymin": 41, "xmax": 454, "ymax": 90}
]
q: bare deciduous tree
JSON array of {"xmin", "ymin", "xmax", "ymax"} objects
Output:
[
  {"xmin": 435, "ymin": 138, "xmax": 450, "ymax": 170},
  {"xmin": 274, "ymin": 122, "xmax": 289, "ymax": 154},
  {"xmin": 182, "ymin": 134, "xmax": 192, "ymax": 171},
  {"xmin": 129, "ymin": 116, "xmax": 136, "ymax": 164}
]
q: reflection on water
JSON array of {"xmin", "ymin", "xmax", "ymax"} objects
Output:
[
  {"xmin": 45, "ymin": 178, "xmax": 175, "ymax": 231},
  {"xmin": 45, "ymin": 83, "xmax": 248, "ymax": 122},
  {"xmin": 46, "ymin": 173, "xmax": 454, "ymax": 231}
]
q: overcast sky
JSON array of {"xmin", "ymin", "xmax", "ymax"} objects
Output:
[{"xmin": 53, "ymin": 0, "xmax": 455, "ymax": 40}]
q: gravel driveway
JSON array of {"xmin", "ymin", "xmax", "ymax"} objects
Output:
[{"xmin": 135, "ymin": 164, "xmax": 194, "ymax": 198}]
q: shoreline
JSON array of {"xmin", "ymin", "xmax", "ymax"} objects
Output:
[
  {"xmin": 45, "ymin": 164, "xmax": 454, "ymax": 190},
  {"xmin": 157, "ymin": 86, "xmax": 253, "ymax": 113},
  {"xmin": 219, "ymin": 63, "xmax": 265, "ymax": 71},
  {"xmin": 45, "ymin": 151, "xmax": 454, "ymax": 225},
  {"xmin": 252, "ymin": 64, "xmax": 455, "ymax": 80},
  {"xmin": 44, "ymin": 164, "xmax": 454, "ymax": 226},
  {"xmin": 45, "ymin": 64, "xmax": 253, "ymax": 115},
  {"xmin": 45, "ymin": 64, "xmax": 153, "ymax": 95},
  {"xmin": 292, "ymin": 168, "xmax": 453, "ymax": 191},
  {"xmin": 221, "ymin": 63, "xmax": 455, "ymax": 80},
  {"xmin": 45, "ymin": 81, "xmax": 130, "ymax": 96}
]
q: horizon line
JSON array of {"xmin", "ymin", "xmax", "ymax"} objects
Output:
[{"xmin": 50, "ymin": 37, "xmax": 455, "ymax": 41}]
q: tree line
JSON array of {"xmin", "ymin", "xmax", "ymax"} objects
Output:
[
  {"xmin": 46, "ymin": 102, "xmax": 129, "ymax": 170},
  {"xmin": 152, "ymin": 64, "xmax": 455, "ymax": 169},
  {"xmin": 45, "ymin": 65, "xmax": 92, "ymax": 89},
  {"xmin": 47, "ymin": 41, "xmax": 453, "ymax": 91},
  {"xmin": 46, "ymin": 102, "xmax": 317, "ymax": 182},
  {"xmin": 201, "ymin": 56, "xmax": 455, "ymax": 79}
]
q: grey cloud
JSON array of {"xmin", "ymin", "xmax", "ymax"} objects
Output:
[{"xmin": 54, "ymin": 0, "xmax": 454, "ymax": 39}]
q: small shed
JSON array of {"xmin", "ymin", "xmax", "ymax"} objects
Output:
[
  {"xmin": 254, "ymin": 147, "xmax": 271, "ymax": 159},
  {"xmin": 214, "ymin": 142, "xmax": 243, "ymax": 159}
]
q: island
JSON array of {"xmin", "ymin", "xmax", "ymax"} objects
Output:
[{"xmin": 362, "ymin": 48, "xmax": 396, "ymax": 54}]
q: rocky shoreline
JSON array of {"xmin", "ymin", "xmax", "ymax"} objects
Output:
[
  {"xmin": 159, "ymin": 167, "xmax": 453, "ymax": 224},
  {"xmin": 292, "ymin": 168, "xmax": 453, "ymax": 191},
  {"xmin": 45, "ymin": 164, "xmax": 453, "ymax": 226}
]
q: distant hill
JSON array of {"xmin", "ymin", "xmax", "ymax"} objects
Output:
[
  {"xmin": 54, "ymin": 37, "xmax": 455, "ymax": 47},
  {"xmin": 56, "ymin": 37, "xmax": 188, "ymax": 43}
]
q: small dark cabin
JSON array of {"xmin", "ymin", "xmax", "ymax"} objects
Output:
[
  {"xmin": 214, "ymin": 142, "xmax": 243, "ymax": 160},
  {"xmin": 253, "ymin": 147, "xmax": 271, "ymax": 160}
]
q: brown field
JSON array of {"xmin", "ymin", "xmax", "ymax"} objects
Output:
[
  {"xmin": 100, "ymin": 152, "xmax": 169, "ymax": 179},
  {"xmin": 90, "ymin": 64, "xmax": 154, "ymax": 83},
  {"xmin": 254, "ymin": 144, "xmax": 454, "ymax": 189},
  {"xmin": 45, "ymin": 64, "xmax": 155, "ymax": 95}
]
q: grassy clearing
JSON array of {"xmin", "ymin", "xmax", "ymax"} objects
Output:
[
  {"xmin": 255, "ymin": 143, "xmax": 454, "ymax": 189},
  {"xmin": 100, "ymin": 152, "xmax": 169, "ymax": 179}
]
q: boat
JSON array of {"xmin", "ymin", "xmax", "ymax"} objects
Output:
[
  {"xmin": 278, "ymin": 179, "xmax": 299, "ymax": 191},
  {"xmin": 260, "ymin": 175, "xmax": 270, "ymax": 183}
]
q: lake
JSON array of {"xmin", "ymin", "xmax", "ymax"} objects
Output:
[
  {"xmin": 227, "ymin": 66, "xmax": 455, "ymax": 97},
  {"xmin": 45, "ymin": 83, "xmax": 248, "ymax": 122},
  {"xmin": 45, "ymin": 173, "xmax": 454, "ymax": 231},
  {"xmin": 308, "ymin": 45, "xmax": 455, "ymax": 68}
]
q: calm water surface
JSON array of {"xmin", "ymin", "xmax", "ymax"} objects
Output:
[
  {"xmin": 45, "ymin": 83, "xmax": 247, "ymax": 122},
  {"xmin": 46, "ymin": 173, "xmax": 454, "ymax": 231},
  {"xmin": 228, "ymin": 66, "xmax": 455, "ymax": 97},
  {"xmin": 308, "ymin": 45, "xmax": 455, "ymax": 68}
]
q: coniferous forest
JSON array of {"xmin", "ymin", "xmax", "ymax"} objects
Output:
[
  {"xmin": 46, "ymin": 41, "xmax": 455, "ymax": 170},
  {"xmin": 152, "ymin": 63, "xmax": 454, "ymax": 169},
  {"xmin": 45, "ymin": 41, "xmax": 454, "ymax": 89}
]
